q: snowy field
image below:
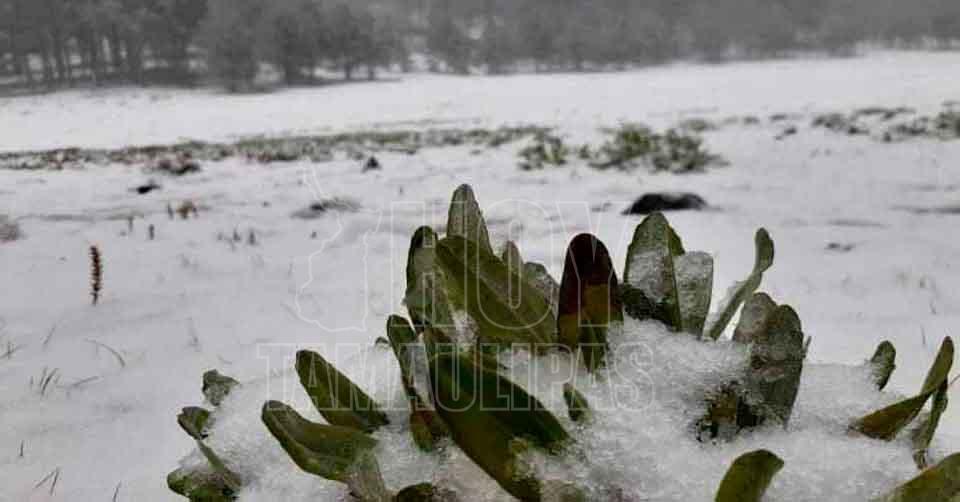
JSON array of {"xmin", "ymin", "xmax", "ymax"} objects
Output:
[{"xmin": 1, "ymin": 51, "xmax": 960, "ymax": 500}]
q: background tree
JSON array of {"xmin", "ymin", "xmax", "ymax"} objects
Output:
[
  {"xmin": 0, "ymin": 0, "xmax": 958, "ymax": 95},
  {"xmin": 197, "ymin": 0, "xmax": 262, "ymax": 91}
]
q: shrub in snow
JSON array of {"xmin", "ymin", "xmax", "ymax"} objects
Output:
[
  {"xmin": 153, "ymin": 154, "xmax": 202, "ymax": 176},
  {"xmin": 291, "ymin": 198, "xmax": 361, "ymax": 219},
  {"xmin": 589, "ymin": 124, "xmax": 723, "ymax": 173},
  {"xmin": 518, "ymin": 133, "xmax": 570, "ymax": 171},
  {"xmin": 0, "ymin": 215, "xmax": 22, "ymax": 243},
  {"xmin": 168, "ymin": 185, "xmax": 957, "ymax": 501}
]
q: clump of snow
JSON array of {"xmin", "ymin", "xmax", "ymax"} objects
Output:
[
  {"xmin": 626, "ymin": 250, "xmax": 672, "ymax": 301},
  {"xmin": 450, "ymin": 310, "xmax": 479, "ymax": 346}
]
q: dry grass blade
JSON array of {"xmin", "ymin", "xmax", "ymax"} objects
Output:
[
  {"xmin": 90, "ymin": 245, "xmax": 103, "ymax": 305},
  {"xmin": 37, "ymin": 367, "xmax": 61, "ymax": 396},
  {"xmin": 42, "ymin": 323, "xmax": 58, "ymax": 350},
  {"xmin": 3, "ymin": 341, "xmax": 24, "ymax": 360},
  {"xmin": 86, "ymin": 339, "xmax": 126, "ymax": 368},
  {"xmin": 33, "ymin": 467, "xmax": 60, "ymax": 494}
]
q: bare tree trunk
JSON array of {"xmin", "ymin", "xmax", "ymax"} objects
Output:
[
  {"xmin": 108, "ymin": 25, "xmax": 124, "ymax": 77},
  {"xmin": 10, "ymin": 0, "xmax": 35, "ymax": 88},
  {"xmin": 45, "ymin": 0, "xmax": 67, "ymax": 84},
  {"xmin": 40, "ymin": 33, "xmax": 55, "ymax": 88},
  {"xmin": 124, "ymin": 35, "xmax": 143, "ymax": 84},
  {"xmin": 89, "ymin": 31, "xmax": 104, "ymax": 86}
]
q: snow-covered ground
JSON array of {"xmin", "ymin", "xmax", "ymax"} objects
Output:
[
  {"xmin": 2, "ymin": 51, "xmax": 959, "ymax": 153},
  {"xmin": 1, "ymin": 51, "xmax": 959, "ymax": 500}
]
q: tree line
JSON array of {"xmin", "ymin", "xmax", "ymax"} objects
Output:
[{"xmin": 1, "ymin": 0, "xmax": 958, "ymax": 93}]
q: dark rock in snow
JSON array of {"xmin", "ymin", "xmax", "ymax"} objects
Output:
[
  {"xmin": 132, "ymin": 180, "xmax": 162, "ymax": 195},
  {"xmin": 826, "ymin": 242, "xmax": 856, "ymax": 253},
  {"xmin": 291, "ymin": 198, "xmax": 361, "ymax": 219},
  {"xmin": 363, "ymin": 156, "xmax": 382, "ymax": 172},
  {"xmin": 622, "ymin": 193, "xmax": 708, "ymax": 215},
  {"xmin": 775, "ymin": 126, "xmax": 798, "ymax": 140}
]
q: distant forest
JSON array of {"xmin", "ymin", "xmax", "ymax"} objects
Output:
[{"xmin": 1, "ymin": 0, "xmax": 959, "ymax": 93}]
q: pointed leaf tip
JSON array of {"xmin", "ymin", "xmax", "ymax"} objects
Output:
[
  {"xmin": 447, "ymin": 184, "xmax": 492, "ymax": 254},
  {"xmin": 563, "ymin": 383, "xmax": 591, "ymax": 423},
  {"xmin": 853, "ymin": 337, "xmax": 954, "ymax": 441},
  {"xmin": 261, "ymin": 400, "xmax": 381, "ymax": 487},
  {"xmin": 704, "ymin": 227, "xmax": 776, "ymax": 340},
  {"xmin": 558, "ymin": 234, "xmax": 622, "ymax": 371},
  {"xmin": 872, "ymin": 453, "xmax": 960, "ymax": 501},
  {"xmin": 715, "ymin": 449, "xmax": 784, "ymax": 502},
  {"xmin": 755, "ymin": 228, "xmax": 775, "ymax": 272},
  {"xmin": 732, "ymin": 292, "xmax": 777, "ymax": 345},
  {"xmin": 869, "ymin": 341, "xmax": 897, "ymax": 391},
  {"xmin": 295, "ymin": 350, "xmax": 389, "ymax": 432}
]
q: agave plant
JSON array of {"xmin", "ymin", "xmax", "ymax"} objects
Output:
[{"xmin": 168, "ymin": 184, "xmax": 957, "ymax": 501}]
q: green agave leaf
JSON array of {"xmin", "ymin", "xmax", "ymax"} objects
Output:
[
  {"xmin": 563, "ymin": 383, "xmax": 591, "ymax": 423},
  {"xmin": 852, "ymin": 337, "xmax": 954, "ymax": 441},
  {"xmin": 296, "ymin": 350, "xmax": 389, "ymax": 432},
  {"xmin": 704, "ymin": 229, "xmax": 775, "ymax": 340},
  {"xmin": 408, "ymin": 406, "xmax": 451, "ymax": 452},
  {"xmin": 167, "ymin": 466, "xmax": 236, "ymax": 502},
  {"xmin": 421, "ymin": 325, "xmax": 452, "ymax": 364},
  {"xmin": 745, "ymin": 305, "xmax": 805, "ymax": 426},
  {"xmin": 386, "ymin": 315, "xmax": 422, "ymax": 402},
  {"xmin": 178, "ymin": 407, "xmax": 212, "ymax": 440},
  {"xmin": 406, "ymin": 227, "xmax": 439, "ymax": 297},
  {"xmin": 622, "ymin": 213, "xmax": 684, "ymax": 330},
  {"xmin": 202, "ymin": 370, "xmax": 239, "ymax": 407},
  {"xmin": 715, "ymin": 449, "xmax": 784, "ymax": 502},
  {"xmin": 502, "ymin": 240, "xmax": 524, "ymax": 271},
  {"xmin": 872, "ymin": 453, "xmax": 960, "ymax": 502},
  {"xmin": 500, "ymin": 241, "xmax": 532, "ymax": 314},
  {"xmin": 386, "ymin": 315, "xmax": 450, "ymax": 451},
  {"xmin": 732, "ymin": 293, "xmax": 777, "ymax": 345},
  {"xmin": 196, "ymin": 440, "xmax": 242, "ymax": 493},
  {"xmin": 502, "ymin": 241, "xmax": 527, "ymax": 311},
  {"xmin": 434, "ymin": 236, "xmax": 556, "ymax": 347},
  {"xmin": 446, "ymin": 184, "xmax": 493, "ymax": 255},
  {"xmin": 261, "ymin": 401, "xmax": 387, "ymax": 497},
  {"xmin": 168, "ymin": 426, "xmax": 241, "ymax": 501},
  {"xmin": 870, "ymin": 341, "xmax": 897, "ymax": 391},
  {"xmin": 406, "ymin": 269, "xmax": 459, "ymax": 343},
  {"xmin": 675, "ymin": 251, "xmax": 714, "ymax": 336},
  {"xmin": 428, "ymin": 351, "xmax": 570, "ymax": 500},
  {"xmin": 912, "ymin": 380, "xmax": 949, "ymax": 469},
  {"xmin": 522, "ymin": 262, "xmax": 560, "ymax": 316},
  {"xmin": 557, "ymin": 234, "xmax": 623, "ymax": 371},
  {"xmin": 405, "ymin": 226, "xmax": 440, "ymax": 331}
]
